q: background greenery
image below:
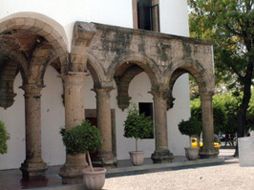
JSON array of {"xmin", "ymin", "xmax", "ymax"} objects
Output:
[{"xmin": 191, "ymin": 91, "xmax": 254, "ymax": 136}]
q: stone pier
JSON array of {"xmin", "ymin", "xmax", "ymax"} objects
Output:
[
  {"xmin": 59, "ymin": 72, "xmax": 88, "ymax": 184},
  {"xmin": 20, "ymin": 83, "xmax": 47, "ymax": 178},
  {"xmin": 151, "ymin": 88, "xmax": 174, "ymax": 163}
]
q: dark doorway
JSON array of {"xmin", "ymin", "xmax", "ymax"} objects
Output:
[{"xmin": 138, "ymin": 102, "xmax": 154, "ymax": 138}]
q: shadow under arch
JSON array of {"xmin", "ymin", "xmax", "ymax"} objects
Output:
[{"xmin": 0, "ymin": 40, "xmax": 29, "ymax": 108}]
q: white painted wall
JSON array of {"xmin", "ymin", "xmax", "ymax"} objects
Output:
[
  {"xmin": 0, "ymin": 0, "xmax": 133, "ymax": 51},
  {"xmin": 0, "ymin": 66, "xmax": 65, "ymax": 170},
  {"xmin": 116, "ymin": 73, "xmax": 155, "ymax": 159},
  {"xmin": 0, "ymin": 74, "xmax": 25, "ymax": 170},
  {"xmin": 160, "ymin": 0, "xmax": 189, "ymax": 37},
  {"xmin": 41, "ymin": 67, "xmax": 65, "ymax": 166}
]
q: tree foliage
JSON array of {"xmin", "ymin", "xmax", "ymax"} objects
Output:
[
  {"xmin": 178, "ymin": 117, "xmax": 202, "ymax": 137},
  {"xmin": 189, "ymin": 0, "xmax": 254, "ymax": 140},
  {"xmin": 60, "ymin": 121, "xmax": 101, "ymax": 155},
  {"xmin": 124, "ymin": 104, "xmax": 153, "ymax": 140}
]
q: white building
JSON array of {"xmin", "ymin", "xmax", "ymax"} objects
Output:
[{"xmin": 0, "ymin": 0, "xmax": 216, "ymax": 180}]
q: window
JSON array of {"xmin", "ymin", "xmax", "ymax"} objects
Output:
[
  {"xmin": 133, "ymin": 0, "xmax": 160, "ymax": 31},
  {"xmin": 139, "ymin": 102, "xmax": 154, "ymax": 138}
]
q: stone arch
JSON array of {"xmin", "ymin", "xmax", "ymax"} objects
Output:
[
  {"xmin": 167, "ymin": 59, "xmax": 215, "ymax": 95},
  {"xmin": 0, "ymin": 12, "xmax": 69, "ymax": 73},
  {"xmin": 0, "ymin": 40, "xmax": 29, "ymax": 108},
  {"xmin": 108, "ymin": 53, "xmax": 160, "ymax": 85},
  {"xmin": 166, "ymin": 58, "xmax": 217, "ymax": 157},
  {"xmin": 87, "ymin": 53, "xmax": 109, "ymax": 88},
  {"xmin": 0, "ymin": 42, "xmax": 28, "ymax": 79},
  {"xmin": 108, "ymin": 54, "xmax": 159, "ymax": 110}
]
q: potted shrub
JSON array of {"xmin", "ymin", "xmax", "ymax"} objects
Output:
[
  {"xmin": 124, "ymin": 104, "xmax": 153, "ymax": 166},
  {"xmin": 60, "ymin": 120, "xmax": 106, "ymax": 190},
  {"xmin": 178, "ymin": 116, "xmax": 202, "ymax": 160},
  {"xmin": 0, "ymin": 120, "xmax": 9, "ymax": 155}
]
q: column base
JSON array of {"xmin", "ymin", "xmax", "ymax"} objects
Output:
[
  {"xmin": 151, "ymin": 149, "xmax": 174, "ymax": 163},
  {"xmin": 59, "ymin": 153, "xmax": 88, "ymax": 184},
  {"xmin": 93, "ymin": 151, "xmax": 117, "ymax": 168},
  {"xmin": 199, "ymin": 147, "xmax": 219, "ymax": 159},
  {"xmin": 20, "ymin": 159, "xmax": 47, "ymax": 178}
]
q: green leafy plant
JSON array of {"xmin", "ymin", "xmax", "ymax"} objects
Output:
[
  {"xmin": 178, "ymin": 116, "xmax": 202, "ymax": 147},
  {"xmin": 124, "ymin": 104, "xmax": 153, "ymax": 151},
  {"xmin": 60, "ymin": 120, "xmax": 101, "ymax": 155},
  {"xmin": 60, "ymin": 120, "xmax": 101, "ymax": 171},
  {"xmin": 0, "ymin": 120, "xmax": 9, "ymax": 154}
]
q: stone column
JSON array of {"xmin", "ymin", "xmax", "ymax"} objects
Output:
[
  {"xmin": 59, "ymin": 72, "xmax": 87, "ymax": 184},
  {"xmin": 94, "ymin": 87, "xmax": 115, "ymax": 167},
  {"xmin": 151, "ymin": 89, "xmax": 174, "ymax": 163},
  {"xmin": 20, "ymin": 83, "xmax": 47, "ymax": 178},
  {"xmin": 199, "ymin": 92, "xmax": 218, "ymax": 158}
]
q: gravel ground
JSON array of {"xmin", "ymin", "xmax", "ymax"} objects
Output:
[{"xmin": 104, "ymin": 163, "xmax": 254, "ymax": 190}]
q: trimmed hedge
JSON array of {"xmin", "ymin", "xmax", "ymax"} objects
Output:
[
  {"xmin": 124, "ymin": 104, "xmax": 153, "ymax": 140},
  {"xmin": 178, "ymin": 116, "xmax": 202, "ymax": 137},
  {"xmin": 60, "ymin": 121, "xmax": 101, "ymax": 155}
]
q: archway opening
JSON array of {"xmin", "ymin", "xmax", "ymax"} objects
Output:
[
  {"xmin": 114, "ymin": 61, "xmax": 155, "ymax": 161},
  {"xmin": 0, "ymin": 13, "xmax": 68, "ymax": 174},
  {"xmin": 169, "ymin": 66, "xmax": 216, "ymax": 157}
]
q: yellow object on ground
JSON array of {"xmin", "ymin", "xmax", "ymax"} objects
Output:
[{"xmin": 191, "ymin": 137, "xmax": 221, "ymax": 149}]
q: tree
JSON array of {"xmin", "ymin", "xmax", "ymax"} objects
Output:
[{"xmin": 189, "ymin": 0, "xmax": 254, "ymax": 155}]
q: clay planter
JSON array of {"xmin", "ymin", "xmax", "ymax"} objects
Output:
[
  {"xmin": 83, "ymin": 167, "xmax": 106, "ymax": 190},
  {"xmin": 129, "ymin": 151, "xmax": 144, "ymax": 166},
  {"xmin": 185, "ymin": 147, "xmax": 199, "ymax": 160}
]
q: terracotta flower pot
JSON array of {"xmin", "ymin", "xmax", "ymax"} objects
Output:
[
  {"xmin": 129, "ymin": 151, "xmax": 144, "ymax": 166},
  {"xmin": 185, "ymin": 147, "xmax": 199, "ymax": 160},
  {"xmin": 83, "ymin": 167, "xmax": 106, "ymax": 190}
]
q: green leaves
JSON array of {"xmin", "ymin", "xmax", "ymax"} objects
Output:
[
  {"xmin": 124, "ymin": 104, "xmax": 153, "ymax": 140},
  {"xmin": 189, "ymin": 0, "xmax": 254, "ymax": 88},
  {"xmin": 60, "ymin": 121, "xmax": 101, "ymax": 155},
  {"xmin": 178, "ymin": 117, "xmax": 202, "ymax": 137},
  {"xmin": 189, "ymin": 0, "xmax": 254, "ymax": 138},
  {"xmin": 0, "ymin": 121, "xmax": 9, "ymax": 154},
  {"xmin": 191, "ymin": 93, "xmax": 240, "ymax": 134}
]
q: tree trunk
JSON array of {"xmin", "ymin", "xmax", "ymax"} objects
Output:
[
  {"xmin": 235, "ymin": 59, "xmax": 253, "ymax": 157},
  {"xmin": 135, "ymin": 138, "xmax": 138, "ymax": 152}
]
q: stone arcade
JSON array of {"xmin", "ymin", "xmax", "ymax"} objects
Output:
[{"xmin": 0, "ymin": 12, "xmax": 217, "ymax": 180}]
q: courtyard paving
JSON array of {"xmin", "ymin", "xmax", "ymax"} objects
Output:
[
  {"xmin": 104, "ymin": 149, "xmax": 254, "ymax": 190},
  {"xmin": 1, "ymin": 149, "xmax": 252, "ymax": 190},
  {"xmin": 104, "ymin": 162, "xmax": 254, "ymax": 190}
]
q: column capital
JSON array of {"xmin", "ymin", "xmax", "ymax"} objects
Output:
[
  {"xmin": 92, "ymin": 86, "xmax": 114, "ymax": 94},
  {"xmin": 21, "ymin": 83, "xmax": 44, "ymax": 97},
  {"xmin": 150, "ymin": 86, "xmax": 169, "ymax": 100},
  {"xmin": 63, "ymin": 72, "xmax": 86, "ymax": 86},
  {"xmin": 63, "ymin": 72, "xmax": 87, "ymax": 78}
]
